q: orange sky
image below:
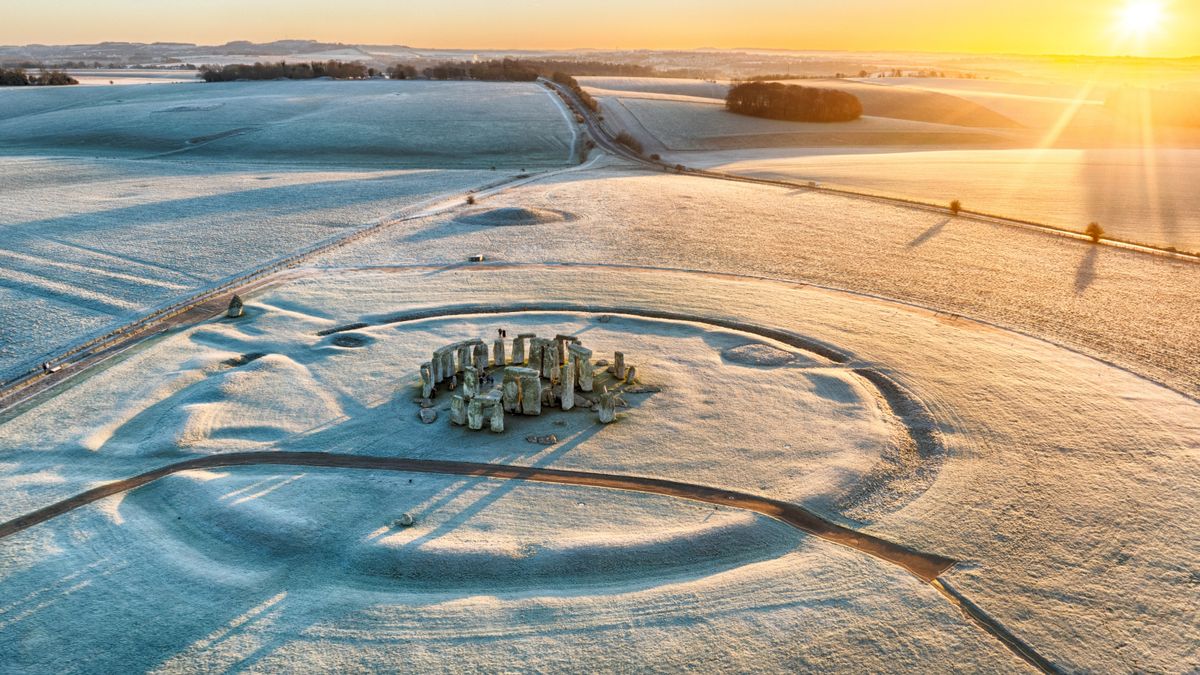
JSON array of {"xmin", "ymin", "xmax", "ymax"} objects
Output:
[{"xmin": 3, "ymin": 0, "xmax": 1197, "ymax": 58}]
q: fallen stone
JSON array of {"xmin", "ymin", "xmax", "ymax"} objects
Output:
[
  {"xmin": 419, "ymin": 408, "xmax": 438, "ymax": 424},
  {"xmin": 394, "ymin": 513, "xmax": 415, "ymax": 528},
  {"xmin": 624, "ymin": 384, "xmax": 663, "ymax": 394},
  {"xmin": 526, "ymin": 434, "xmax": 558, "ymax": 445}
]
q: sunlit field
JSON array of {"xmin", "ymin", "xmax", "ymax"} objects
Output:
[{"xmin": 1, "ymin": 1, "xmax": 1199, "ymax": 672}]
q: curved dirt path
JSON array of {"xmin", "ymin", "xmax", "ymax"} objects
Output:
[
  {"xmin": 0, "ymin": 451, "xmax": 954, "ymax": 581},
  {"xmin": 0, "ymin": 451, "xmax": 1059, "ymax": 672}
]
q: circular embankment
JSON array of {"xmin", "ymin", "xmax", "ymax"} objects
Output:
[{"xmin": 4, "ymin": 265, "xmax": 1194, "ymax": 672}]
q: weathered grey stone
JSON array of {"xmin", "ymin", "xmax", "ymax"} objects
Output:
[
  {"xmin": 395, "ymin": 513, "xmax": 415, "ymax": 527},
  {"xmin": 504, "ymin": 366, "xmax": 538, "ymax": 414},
  {"xmin": 560, "ymin": 359, "xmax": 575, "ymax": 410},
  {"xmin": 493, "ymin": 339, "xmax": 506, "ymax": 367},
  {"xmin": 520, "ymin": 372, "xmax": 542, "ymax": 415},
  {"xmin": 613, "ymin": 352, "xmax": 626, "ymax": 380},
  {"xmin": 528, "ymin": 337, "xmax": 549, "ymax": 375},
  {"xmin": 418, "ymin": 408, "xmax": 438, "ymax": 424},
  {"xmin": 450, "ymin": 395, "xmax": 467, "ymax": 425},
  {"xmin": 472, "ymin": 341, "xmax": 488, "ymax": 370},
  {"xmin": 625, "ymin": 365, "xmax": 637, "ymax": 384},
  {"xmin": 526, "ymin": 434, "xmax": 558, "ymax": 445},
  {"xmin": 463, "ymin": 366, "xmax": 479, "ymax": 399},
  {"xmin": 489, "ymin": 399, "xmax": 505, "ymax": 433},
  {"xmin": 554, "ymin": 335, "xmax": 579, "ymax": 365},
  {"xmin": 456, "ymin": 343, "xmax": 473, "ymax": 374},
  {"xmin": 420, "ymin": 362, "xmax": 434, "ymax": 398},
  {"xmin": 467, "ymin": 396, "xmax": 484, "ymax": 430},
  {"xmin": 545, "ymin": 342, "xmax": 562, "ymax": 381},
  {"xmin": 227, "ymin": 295, "xmax": 244, "ymax": 318},
  {"xmin": 570, "ymin": 344, "xmax": 595, "ymax": 393},
  {"xmin": 597, "ymin": 392, "xmax": 617, "ymax": 424},
  {"xmin": 513, "ymin": 333, "xmax": 535, "ymax": 365}
]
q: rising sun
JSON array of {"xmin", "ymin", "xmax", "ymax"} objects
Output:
[{"xmin": 1118, "ymin": 0, "xmax": 1165, "ymax": 35}]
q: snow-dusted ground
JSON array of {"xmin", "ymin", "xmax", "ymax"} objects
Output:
[
  {"xmin": 318, "ymin": 165, "xmax": 1200, "ymax": 402},
  {"xmin": 0, "ymin": 79, "xmax": 577, "ymax": 381},
  {"xmin": 0, "ymin": 157, "xmax": 501, "ymax": 380},
  {"xmin": 0, "ymin": 80, "xmax": 573, "ymax": 167},
  {"xmin": 0, "ymin": 468, "xmax": 1015, "ymax": 673},
  {"xmin": 1, "ymin": 78, "xmax": 1198, "ymax": 671},
  {"xmin": 1, "ymin": 266, "xmax": 1196, "ymax": 672},
  {"xmin": 582, "ymin": 76, "xmax": 1200, "ymax": 251},
  {"xmin": 685, "ymin": 147, "xmax": 1200, "ymax": 252}
]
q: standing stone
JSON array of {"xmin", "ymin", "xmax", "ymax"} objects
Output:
[
  {"xmin": 490, "ymin": 399, "xmax": 505, "ymax": 433},
  {"xmin": 501, "ymin": 367, "xmax": 523, "ymax": 413},
  {"xmin": 463, "ymin": 366, "xmax": 480, "ymax": 399},
  {"xmin": 472, "ymin": 341, "xmax": 488, "ymax": 370},
  {"xmin": 442, "ymin": 350, "xmax": 455, "ymax": 381},
  {"xmin": 520, "ymin": 372, "xmax": 542, "ymax": 415},
  {"xmin": 625, "ymin": 365, "xmax": 638, "ymax": 384},
  {"xmin": 569, "ymin": 344, "xmax": 594, "ymax": 392},
  {"xmin": 227, "ymin": 295, "xmax": 244, "ymax": 318},
  {"xmin": 456, "ymin": 343, "xmax": 473, "ymax": 374},
  {"xmin": 493, "ymin": 339, "xmax": 506, "ymax": 367},
  {"xmin": 450, "ymin": 395, "xmax": 467, "ymax": 426},
  {"xmin": 613, "ymin": 352, "xmax": 626, "ymax": 380},
  {"xmin": 431, "ymin": 349, "xmax": 443, "ymax": 383},
  {"xmin": 597, "ymin": 392, "xmax": 617, "ymax": 424},
  {"xmin": 420, "ymin": 362, "xmax": 434, "ymax": 398},
  {"xmin": 477, "ymin": 390, "xmax": 504, "ymax": 433},
  {"xmin": 529, "ymin": 338, "xmax": 548, "ymax": 374},
  {"xmin": 542, "ymin": 341, "xmax": 560, "ymax": 380},
  {"xmin": 560, "ymin": 359, "xmax": 575, "ymax": 411},
  {"xmin": 467, "ymin": 396, "xmax": 484, "ymax": 430},
  {"xmin": 554, "ymin": 335, "xmax": 579, "ymax": 365},
  {"xmin": 513, "ymin": 333, "xmax": 536, "ymax": 365}
]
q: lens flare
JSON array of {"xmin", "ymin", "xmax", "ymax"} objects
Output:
[{"xmin": 1118, "ymin": 1, "xmax": 1165, "ymax": 36}]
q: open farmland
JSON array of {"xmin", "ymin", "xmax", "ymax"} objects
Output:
[
  {"xmin": 0, "ymin": 80, "xmax": 575, "ymax": 381},
  {"xmin": 1, "ymin": 52, "xmax": 1198, "ymax": 675},
  {"xmin": 0, "ymin": 79, "xmax": 574, "ymax": 167}
]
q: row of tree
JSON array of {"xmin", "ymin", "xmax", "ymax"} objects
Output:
[
  {"xmin": 725, "ymin": 82, "xmax": 862, "ymax": 123},
  {"xmin": 0, "ymin": 68, "xmax": 78, "ymax": 86},
  {"xmin": 198, "ymin": 61, "xmax": 374, "ymax": 82},
  {"xmin": 550, "ymin": 72, "xmax": 599, "ymax": 112},
  {"xmin": 420, "ymin": 58, "xmax": 540, "ymax": 82}
]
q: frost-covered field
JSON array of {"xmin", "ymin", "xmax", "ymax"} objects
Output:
[
  {"xmin": 1, "ymin": 76, "xmax": 1198, "ymax": 672},
  {"xmin": 686, "ymin": 147, "xmax": 1200, "ymax": 251},
  {"xmin": 584, "ymin": 76, "xmax": 1200, "ymax": 250},
  {"xmin": 320, "ymin": 165, "xmax": 1200, "ymax": 401},
  {"xmin": 0, "ymin": 79, "xmax": 575, "ymax": 381},
  {"xmin": 1, "ymin": 267, "xmax": 1195, "ymax": 672},
  {"xmin": 0, "ymin": 80, "xmax": 574, "ymax": 167},
  {"xmin": 0, "ymin": 157, "xmax": 500, "ymax": 380}
]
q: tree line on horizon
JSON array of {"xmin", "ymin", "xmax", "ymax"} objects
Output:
[
  {"xmin": 0, "ymin": 68, "xmax": 78, "ymax": 86},
  {"xmin": 198, "ymin": 61, "xmax": 376, "ymax": 82},
  {"xmin": 725, "ymin": 81, "xmax": 863, "ymax": 123}
]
